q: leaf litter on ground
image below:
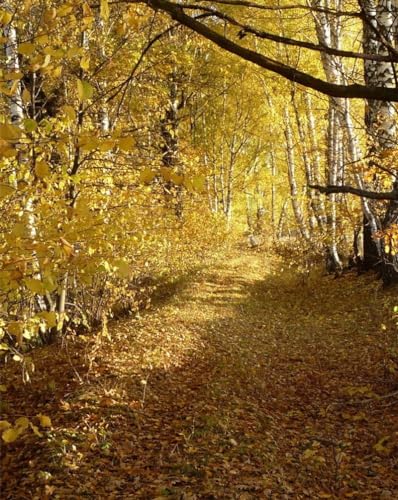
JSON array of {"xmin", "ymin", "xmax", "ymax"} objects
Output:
[{"xmin": 1, "ymin": 251, "xmax": 397, "ymax": 499}]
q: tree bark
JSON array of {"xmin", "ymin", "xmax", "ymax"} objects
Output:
[{"xmin": 283, "ymin": 108, "xmax": 311, "ymax": 242}]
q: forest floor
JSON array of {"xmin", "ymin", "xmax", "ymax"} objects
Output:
[{"xmin": 1, "ymin": 249, "xmax": 398, "ymax": 499}]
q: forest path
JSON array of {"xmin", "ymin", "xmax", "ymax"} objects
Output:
[{"xmin": 2, "ymin": 251, "xmax": 397, "ymax": 499}]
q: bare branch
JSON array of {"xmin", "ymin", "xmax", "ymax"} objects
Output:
[{"xmin": 309, "ymin": 184, "xmax": 398, "ymax": 200}]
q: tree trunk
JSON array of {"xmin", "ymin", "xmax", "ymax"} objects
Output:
[
  {"xmin": 283, "ymin": 108, "xmax": 311, "ymax": 242},
  {"xmin": 160, "ymin": 71, "xmax": 184, "ymax": 218},
  {"xmin": 362, "ymin": 0, "xmax": 398, "ymax": 283}
]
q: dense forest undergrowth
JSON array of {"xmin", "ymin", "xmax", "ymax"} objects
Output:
[{"xmin": 1, "ymin": 249, "xmax": 397, "ymax": 499}]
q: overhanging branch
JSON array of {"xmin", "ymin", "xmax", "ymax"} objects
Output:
[
  {"xmin": 309, "ymin": 184, "xmax": 398, "ymax": 200},
  {"xmin": 137, "ymin": 0, "xmax": 398, "ymax": 101},
  {"xmin": 179, "ymin": 3, "xmax": 395, "ymax": 62}
]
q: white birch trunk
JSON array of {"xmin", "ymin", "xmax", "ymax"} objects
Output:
[
  {"xmin": 283, "ymin": 108, "xmax": 311, "ymax": 242},
  {"xmin": 4, "ymin": 22, "xmax": 24, "ymax": 124}
]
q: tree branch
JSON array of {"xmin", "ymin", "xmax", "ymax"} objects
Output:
[
  {"xmin": 179, "ymin": 3, "xmax": 395, "ymax": 62},
  {"xmin": 193, "ymin": 0, "xmax": 360, "ymax": 17},
  {"xmin": 138, "ymin": 0, "xmax": 398, "ymax": 101},
  {"xmin": 309, "ymin": 184, "xmax": 398, "ymax": 200}
]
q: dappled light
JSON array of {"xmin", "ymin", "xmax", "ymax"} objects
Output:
[{"xmin": 2, "ymin": 252, "xmax": 397, "ymax": 498}]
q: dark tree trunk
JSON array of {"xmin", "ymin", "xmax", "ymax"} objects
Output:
[
  {"xmin": 381, "ymin": 192, "xmax": 398, "ymax": 285},
  {"xmin": 362, "ymin": 215, "xmax": 380, "ymax": 271},
  {"xmin": 160, "ymin": 72, "xmax": 185, "ymax": 219}
]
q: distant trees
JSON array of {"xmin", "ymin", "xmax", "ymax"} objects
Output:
[{"xmin": 142, "ymin": 0, "xmax": 397, "ymax": 281}]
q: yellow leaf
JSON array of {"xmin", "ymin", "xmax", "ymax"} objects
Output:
[
  {"xmin": 37, "ymin": 414, "xmax": 52, "ymax": 428},
  {"xmin": 0, "ymin": 10, "xmax": 12, "ymax": 25},
  {"xmin": 67, "ymin": 47, "xmax": 83, "ymax": 58},
  {"xmin": 30, "ymin": 422, "xmax": 43, "ymax": 437},
  {"xmin": 0, "ymin": 421, "xmax": 11, "ymax": 431},
  {"xmin": 77, "ymin": 79, "xmax": 93, "ymax": 101},
  {"xmin": 2, "ymin": 427, "xmax": 20, "ymax": 443},
  {"xmin": 115, "ymin": 259, "xmax": 130, "ymax": 278},
  {"xmin": 22, "ymin": 88, "xmax": 31, "ymax": 104},
  {"xmin": 80, "ymin": 137, "xmax": 99, "ymax": 151},
  {"xmin": 0, "ymin": 83, "xmax": 13, "ymax": 96},
  {"xmin": 0, "ymin": 184, "xmax": 15, "ymax": 199},
  {"xmin": 7, "ymin": 321, "xmax": 23, "ymax": 338},
  {"xmin": 18, "ymin": 42, "xmax": 35, "ymax": 56},
  {"xmin": 98, "ymin": 140, "xmax": 114, "ymax": 152},
  {"xmin": 43, "ymin": 7, "xmax": 57, "ymax": 23},
  {"xmin": 116, "ymin": 22, "xmax": 127, "ymax": 36},
  {"xmin": 15, "ymin": 417, "xmax": 29, "ymax": 431},
  {"xmin": 192, "ymin": 175, "xmax": 205, "ymax": 192},
  {"xmin": 24, "ymin": 118, "xmax": 37, "ymax": 133},
  {"xmin": 0, "ymin": 122, "xmax": 22, "ymax": 141},
  {"xmin": 0, "ymin": 147, "xmax": 17, "ymax": 158},
  {"xmin": 34, "ymin": 161, "xmax": 50, "ymax": 178},
  {"xmin": 118, "ymin": 137, "xmax": 135, "ymax": 151},
  {"xmin": 41, "ymin": 54, "xmax": 51, "ymax": 69},
  {"xmin": 52, "ymin": 65, "xmax": 63, "ymax": 78},
  {"xmin": 3, "ymin": 71, "xmax": 23, "ymax": 80},
  {"xmin": 60, "ymin": 237, "xmax": 74, "ymax": 257},
  {"xmin": 140, "ymin": 168, "xmax": 156, "ymax": 184},
  {"xmin": 171, "ymin": 172, "xmax": 184, "ymax": 185},
  {"xmin": 25, "ymin": 278, "xmax": 45, "ymax": 294},
  {"xmin": 82, "ymin": 2, "xmax": 93, "ymax": 17},
  {"xmin": 44, "ymin": 47, "xmax": 64, "ymax": 59},
  {"xmin": 38, "ymin": 311, "xmax": 57, "ymax": 329},
  {"xmin": 58, "ymin": 5, "xmax": 73, "ymax": 16},
  {"xmin": 36, "ymin": 34, "xmax": 49, "ymax": 46},
  {"xmin": 0, "ymin": 385, "xmax": 7, "ymax": 393},
  {"xmin": 80, "ymin": 55, "xmax": 90, "ymax": 71},
  {"xmin": 61, "ymin": 105, "xmax": 76, "ymax": 121},
  {"xmin": 100, "ymin": 0, "xmax": 110, "ymax": 21}
]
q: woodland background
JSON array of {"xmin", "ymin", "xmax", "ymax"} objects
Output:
[{"xmin": 0, "ymin": 0, "xmax": 398, "ymax": 498}]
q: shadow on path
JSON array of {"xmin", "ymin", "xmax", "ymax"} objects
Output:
[{"xmin": 2, "ymin": 253, "xmax": 397, "ymax": 499}]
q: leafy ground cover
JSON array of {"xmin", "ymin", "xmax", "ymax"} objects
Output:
[{"xmin": 1, "ymin": 251, "xmax": 397, "ymax": 499}]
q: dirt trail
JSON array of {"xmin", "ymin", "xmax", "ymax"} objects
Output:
[{"xmin": 1, "ymin": 251, "xmax": 397, "ymax": 499}]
